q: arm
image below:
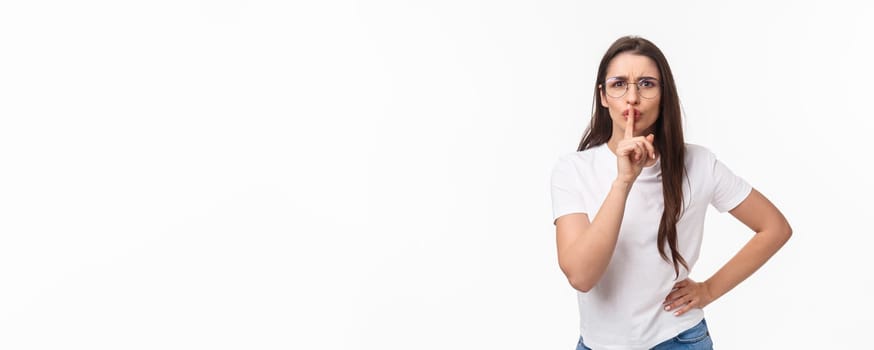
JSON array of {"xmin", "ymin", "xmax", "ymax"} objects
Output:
[
  {"xmin": 555, "ymin": 180, "xmax": 633, "ymax": 292},
  {"xmin": 706, "ymin": 188, "xmax": 792, "ymax": 299},
  {"xmin": 664, "ymin": 188, "xmax": 792, "ymax": 315},
  {"xmin": 555, "ymin": 111, "xmax": 656, "ymax": 293}
]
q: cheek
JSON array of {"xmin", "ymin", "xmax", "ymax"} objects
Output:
[
  {"xmin": 643, "ymin": 100, "xmax": 660, "ymax": 115},
  {"xmin": 607, "ymin": 102, "xmax": 622, "ymax": 118}
]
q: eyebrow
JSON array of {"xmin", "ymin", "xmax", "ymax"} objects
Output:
[{"xmin": 606, "ymin": 75, "xmax": 659, "ymax": 81}]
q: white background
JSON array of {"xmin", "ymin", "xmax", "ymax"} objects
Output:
[{"xmin": 1, "ymin": 1, "xmax": 872, "ymax": 349}]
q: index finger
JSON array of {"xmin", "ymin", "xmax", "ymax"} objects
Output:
[{"xmin": 624, "ymin": 103, "xmax": 634, "ymax": 139}]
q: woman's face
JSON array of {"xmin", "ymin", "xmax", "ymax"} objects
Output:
[{"xmin": 599, "ymin": 52, "xmax": 661, "ymax": 138}]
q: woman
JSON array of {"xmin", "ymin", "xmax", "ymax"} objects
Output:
[{"xmin": 550, "ymin": 36, "xmax": 792, "ymax": 349}]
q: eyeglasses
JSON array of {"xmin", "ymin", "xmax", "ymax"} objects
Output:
[{"xmin": 602, "ymin": 77, "xmax": 661, "ymax": 99}]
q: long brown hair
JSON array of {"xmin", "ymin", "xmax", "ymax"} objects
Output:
[{"xmin": 578, "ymin": 36, "xmax": 688, "ymax": 278}]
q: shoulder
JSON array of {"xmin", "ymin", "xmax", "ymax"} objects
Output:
[
  {"xmin": 551, "ymin": 146, "xmax": 604, "ymax": 180},
  {"xmin": 552, "ymin": 146, "xmax": 603, "ymax": 170},
  {"xmin": 683, "ymin": 143, "xmax": 717, "ymax": 160},
  {"xmin": 683, "ymin": 143, "xmax": 720, "ymax": 165},
  {"xmin": 683, "ymin": 143, "xmax": 720, "ymax": 176}
]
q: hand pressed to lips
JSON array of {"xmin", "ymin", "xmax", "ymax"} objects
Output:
[
  {"xmin": 614, "ymin": 103, "xmax": 656, "ymax": 184},
  {"xmin": 622, "ymin": 103, "xmax": 654, "ymax": 161}
]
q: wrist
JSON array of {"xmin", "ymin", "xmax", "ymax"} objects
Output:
[
  {"xmin": 612, "ymin": 179, "xmax": 634, "ymax": 191},
  {"xmin": 701, "ymin": 280, "xmax": 718, "ymax": 303}
]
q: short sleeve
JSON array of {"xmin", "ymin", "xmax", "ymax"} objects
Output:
[
  {"xmin": 550, "ymin": 156, "xmax": 588, "ymax": 225},
  {"xmin": 710, "ymin": 155, "xmax": 753, "ymax": 213}
]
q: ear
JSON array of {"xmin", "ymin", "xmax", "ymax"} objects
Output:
[{"xmin": 598, "ymin": 85, "xmax": 608, "ymax": 108}]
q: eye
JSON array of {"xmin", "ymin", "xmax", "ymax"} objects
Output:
[
  {"xmin": 609, "ymin": 80, "xmax": 626, "ymax": 88},
  {"xmin": 639, "ymin": 79, "xmax": 657, "ymax": 88}
]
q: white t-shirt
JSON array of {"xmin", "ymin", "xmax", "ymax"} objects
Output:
[{"xmin": 550, "ymin": 143, "xmax": 751, "ymax": 350}]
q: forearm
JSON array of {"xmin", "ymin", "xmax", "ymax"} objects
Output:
[
  {"xmin": 562, "ymin": 180, "xmax": 633, "ymax": 291},
  {"xmin": 704, "ymin": 227, "xmax": 792, "ymax": 301}
]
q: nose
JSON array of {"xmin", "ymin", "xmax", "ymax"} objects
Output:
[{"xmin": 625, "ymin": 84, "xmax": 640, "ymax": 105}]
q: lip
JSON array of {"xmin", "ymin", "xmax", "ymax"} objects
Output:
[{"xmin": 623, "ymin": 109, "xmax": 640, "ymax": 118}]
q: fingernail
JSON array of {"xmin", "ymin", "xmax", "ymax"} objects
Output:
[
  {"xmin": 674, "ymin": 311, "xmax": 680, "ymax": 316},
  {"xmin": 664, "ymin": 305, "xmax": 670, "ymax": 311}
]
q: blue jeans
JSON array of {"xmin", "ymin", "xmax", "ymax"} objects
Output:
[{"xmin": 575, "ymin": 319, "xmax": 713, "ymax": 350}]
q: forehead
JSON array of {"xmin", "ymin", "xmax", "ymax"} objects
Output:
[{"xmin": 605, "ymin": 52, "xmax": 660, "ymax": 79}]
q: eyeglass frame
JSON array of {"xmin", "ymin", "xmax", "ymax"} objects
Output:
[{"xmin": 600, "ymin": 77, "xmax": 662, "ymax": 99}]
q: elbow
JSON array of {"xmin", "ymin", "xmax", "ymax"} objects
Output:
[
  {"xmin": 769, "ymin": 219, "xmax": 792, "ymax": 246},
  {"xmin": 781, "ymin": 221, "xmax": 793, "ymax": 243},
  {"xmin": 567, "ymin": 274, "xmax": 595, "ymax": 293},
  {"xmin": 560, "ymin": 262, "xmax": 594, "ymax": 292},
  {"xmin": 779, "ymin": 216, "xmax": 793, "ymax": 241},
  {"xmin": 559, "ymin": 258, "xmax": 599, "ymax": 293}
]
